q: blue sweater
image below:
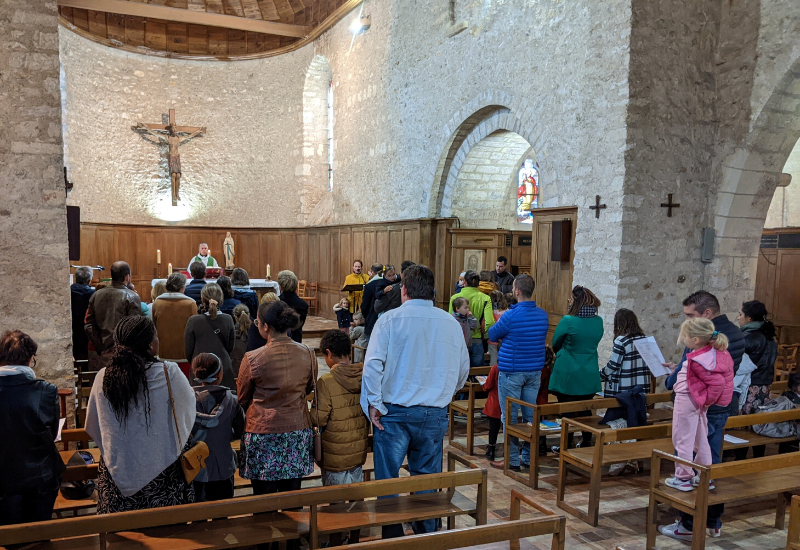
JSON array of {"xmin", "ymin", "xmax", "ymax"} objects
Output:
[{"xmin": 487, "ymin": 301, "xmax": 549, "ymax": 373}]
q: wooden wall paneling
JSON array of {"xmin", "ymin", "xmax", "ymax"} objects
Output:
[
  {"xmin": 95, "ymin": 227, "xmax": 115, "ymax": 276},
  {"xmin": 376, "ymin": 231, "xmax": 389, "ymax": 266},
  {"xmin": 72, "ymin": 8, "xmax": 90, "ymax": 31},
  {"xmin": 775, "ymin": 250, "xmax": 800, "ymax": 327},
  {"xmin": 166, "ymin": 21, "xmax": 189, "ymax": 53},
  {"xmin": 106, "ymin": 13, "xmax": 126, "ymax": 41},
  {"xmin": 186, "ymin": 24, "xmax": 208, "ymax": 54},
  {"xmin": 754, "ymin": 249, "xmax": 777, "ymax": 314},
  {"xmin": 363, "ymin": 231, "xmax": 377, "ymax": 266},
  {"xmin": 307, "ymin": 231, "xmax": 320, "ymax": 282},
  {"xmin": 235, "ymin": 231, "xmax": 261, "ymax": 279},
  {"xmin": 144, "ymin": 20, "xmax": 168, "ymax": 51},
  {"xmin": 293, "ymin": 231, "xmax": 307, "ymax": 276},
  {"xmin": 352, "ymin": 229, "xmax": 365, "ymax": 268},
  {"xmin": 389, "ymin": 229, "xmax": 403, "ymax": 269},
  {"xmin": 87, "ymin": 10, "xmax": 107, "ymax": 37},
  {"xmin": 125, "ymin": 16, "xmax": 146, "ymax": 47},
  {"xmin": 207, "ymin": 27, "xmax": 228, "ymax": 55},
  {"xmin": 261, "ymin": 231, "xmax": 280, "ymax": 279}
]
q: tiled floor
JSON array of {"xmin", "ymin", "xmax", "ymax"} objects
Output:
[{"xmin": 447, "ymin": 418, "xmax": 792, "ymax": 550}]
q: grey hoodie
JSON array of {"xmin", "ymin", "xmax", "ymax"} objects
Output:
[{"xmin": 191, "ymin": 385, "xmax": 245, "ymax": 482}]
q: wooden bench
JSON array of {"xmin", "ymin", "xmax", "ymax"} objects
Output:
[
  {"xmin": 345, "ymin": 490, "xmax": 565, "ymax": 550},
  {"xmin": 558, "ymin": 407, "xmax": 800, "ymax": 526},
  {"xmin": 1, "ymin": 458, "xmax": 487, "ymax": 550},
  {"xmin": 448, "ymin": 366, "xmax": 492, "ymax": 455},
  {"xmin": 503, "ymin": 392, "xmax": 674, "ymax": 489},
  {"xmin": 788, "ymin": 495, "xmax": 800, "ymax": 550},
  {"xmin": 647, "ymin": 450, "xmax": 800, "ymax": 550}
]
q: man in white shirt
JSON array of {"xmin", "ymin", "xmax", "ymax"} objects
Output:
[
  {"xmin": 188, "ymin": 243, "xmax": 218, "ymax": 268},
  {"xmin": 360, "ymin": 264, "xmax": 470, "ymax": 537}
]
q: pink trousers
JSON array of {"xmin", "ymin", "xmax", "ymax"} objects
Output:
[{"xmin": 672, "ymin": 391, "xmax": 711, "ymax": 480}]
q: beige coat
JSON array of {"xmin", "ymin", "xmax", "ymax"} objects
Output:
[
  {"xmin": 152, "ymin": 293, "xmax": 197, "ymax": 361},
  {"xmin": 314, "ymin": 362, "xmax": 369, "ymax": 472}
]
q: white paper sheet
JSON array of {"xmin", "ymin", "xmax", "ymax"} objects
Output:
[
  {"xmin": 475, "ymin": 376, "xmax": 488, "ymax": 386},
  {"xmin": 724, "ymin": 434, "xmax": 749, "ymax": 444},
  {"xmin": 633, "ymin": 336, "xmax": 671, "ymax": 377},
  {"xmin": 54, "ymin": 417, "xmax": 66, "ymax": 442}
]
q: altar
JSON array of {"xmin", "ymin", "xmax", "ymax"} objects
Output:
[{"xmin": 151, "ymin": 278, "xmax": 280, "ymax": 296}]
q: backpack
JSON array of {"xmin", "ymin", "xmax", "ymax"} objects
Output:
[{"xmin": 752, "ymin": 396, "xmax": 799, "ymax": 439}]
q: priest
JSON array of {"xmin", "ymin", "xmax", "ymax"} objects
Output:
[
  {"xmin": 342, "ymin": 260, "xmax": 368, "ymax": 313},
  {"xmin": 188, "ymin": 243, "xmax": 218, "ymax": 268}
]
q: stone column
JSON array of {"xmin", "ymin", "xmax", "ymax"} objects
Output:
[{"xmin": 0, "ymin": 2, "xmax": 73, "ymax": 395}]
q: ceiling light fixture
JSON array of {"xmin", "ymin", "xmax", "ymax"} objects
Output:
[{"xmin": 350, "ymin": 15, "xmax": 371, "ymax": 34}]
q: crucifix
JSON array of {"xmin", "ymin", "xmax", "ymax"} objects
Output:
[
  {"xmin": 660, "ymin": 193, "xmax": 681, "ymax": 217},
  {"xmin": 133, "ymin": 109, "xmax": 206, "ymax": 206},
  {"xmin": 589, "ymin": 195, "xmax": 606, "ymax": 218}
]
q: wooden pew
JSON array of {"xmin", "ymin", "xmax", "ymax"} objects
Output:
[
  {"xmin": 447, "ymin": 366, "xmax": 492, "ymax": 455},
  {"xmin": 788, "ymin": 495, "xmax": 800, "ymax": 550},
  {"xmin": 503, "ymin": 392, "xmax": 673, "ymax": 489},
  {"xmin": 558, "ymin": 407, "xmax": 800, "ymax": 526},
  {"xmin": 0, "ymin": 465, "xmax": 487, "ymax": 550},
  {"xmin": 647, "ymin": 450, "xmax": 800, "ymax": 550}
]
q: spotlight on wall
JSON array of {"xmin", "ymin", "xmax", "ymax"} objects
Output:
[{"xmin": 350, "ymin": 15, "xmax": 371, "ymax": 34}]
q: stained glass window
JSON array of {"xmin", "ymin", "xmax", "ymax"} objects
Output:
[{"xmin": 516, "ymin": 158, "xmax": 538, "ymax": 223}]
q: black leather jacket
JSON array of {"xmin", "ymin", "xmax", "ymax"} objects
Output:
[{"xmin": 0, "ymin": 373, "xmax": 64, "ymax": 496}]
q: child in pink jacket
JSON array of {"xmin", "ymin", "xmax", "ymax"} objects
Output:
[{"xmin": 665, "ymin": 318, "xmax": 734, "ymax": 492}]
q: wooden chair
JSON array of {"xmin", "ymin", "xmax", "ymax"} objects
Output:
[
  {"xmin": 448, "ymin": 366, "xmax": 492, "ymax": 455},
  {"xmin": 559, "ymin": 407, "xmax": 800, "ymax": 526},
  {"xmin": 1, "ymin": 462, "xmax": 488, "ymax": 549},
  {"xmin": 298, "ymin": 280, "xmax": 318, "ymax": 315},
  {"xmin": 502, "ymin": 392, "xmax": 674, "ymax": 489},
  {"xmin": 776, "ymin": 344, "xmax": 800, "ymax": 382},
  {"xmin": 648, "ymin": 450, "xmax": 800, "ymax": 550},
  {"xmin": 788, "ymin": 495, "xmax": 800, "ymax": 550}
]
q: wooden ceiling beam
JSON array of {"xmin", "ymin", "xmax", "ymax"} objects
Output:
[{"xmin": 57, "ymin": 0, "xmax": 309, "ymax": 37}]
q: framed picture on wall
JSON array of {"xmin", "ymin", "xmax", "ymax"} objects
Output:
[{"xmin": 463, "ymin": 249, "xmax": 484, "ymax": 273}]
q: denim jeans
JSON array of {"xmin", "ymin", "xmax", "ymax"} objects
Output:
[
  {"xmin": 680, "ymin": 410, "xmax": 728, "ymax": 530},
  {"xmin": 497, "ymin": 371, "xmax": 542, "ymax": 467},
  {"xmin": 373, "ymin": 404, "xmax": 449, "ymax": 537},
  {"xmin": 321, "ymin": 465, "xmax": 363, "ymax": 486},
  {"xmin": 469, "ymin": 340, "xmax": 485, "ymax": 368}
]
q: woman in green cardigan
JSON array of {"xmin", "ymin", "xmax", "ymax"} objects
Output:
[{"xmin": 549, "ymin": 286, "xmax": 604, "ymax": 450}]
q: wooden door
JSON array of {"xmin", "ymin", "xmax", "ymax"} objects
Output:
[{"xmin": 530, "ymin": 207, "xmax": 578, "ymax": 341}]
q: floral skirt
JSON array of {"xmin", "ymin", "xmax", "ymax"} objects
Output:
[
  {"xmin": 742, "ymin": 384, "xmax": 772, "ymax": 415},
  {"xmin": 97, "ymin": 455, "xmax": 194, "ymax": 514},
  {"xmin": 240, "ymin": 429, "xmax": 314, "ymax": 482}
]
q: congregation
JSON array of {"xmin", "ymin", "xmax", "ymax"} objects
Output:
[{"xmin": 1, "ymin": 254, "xmax": 796, "ymax": 548}]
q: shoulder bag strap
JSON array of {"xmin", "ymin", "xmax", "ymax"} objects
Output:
[
  {"xmin": 163, "ymin": 364, "xmax": 183, "ymax": 452},
  {"xmin": 309, "ymin": 347, "xmax": 320, "ymax": 427}
]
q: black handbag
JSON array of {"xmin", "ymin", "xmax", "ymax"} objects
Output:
[{"xmin": 60, "ymin": 451, "xmax": 96, "ymax": 500}]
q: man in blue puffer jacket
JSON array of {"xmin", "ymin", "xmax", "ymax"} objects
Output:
[{"xmin": 486, "ymin": 273, "xmax": 549, "ymax": 471}]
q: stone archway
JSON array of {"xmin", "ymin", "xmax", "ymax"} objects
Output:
[
  {"xmin": 427, "ymin": 90, "xmax": 548, "ymax": 218},
  {"xmin": 708, "ymin": 57, "xmax": 800, "ymax": 316}
]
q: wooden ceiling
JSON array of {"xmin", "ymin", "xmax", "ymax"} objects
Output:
[{"xmin": 58, "ymin": 0, "xmax": 361, "ymax": 60}]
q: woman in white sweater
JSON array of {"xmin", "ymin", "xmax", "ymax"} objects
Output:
[{"xmin": 85, "ymin": 316, "xmax": 196, "ymax": 512}]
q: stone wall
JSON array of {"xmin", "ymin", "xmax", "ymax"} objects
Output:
[
  {"xmin": 59, "ymin": 28, "xmax": 315, "ymax": 226},
  {"xmin": 0, "ymin": 1, "xmax": 72, "ymax": 388}
]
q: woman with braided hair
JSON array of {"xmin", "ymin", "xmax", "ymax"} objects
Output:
[
  {"xmin": 548, "ymin": 285, "xmax": 604, "ymax": 450},
  {"xmin": 85, "ymin": 315, "xmax": 196, "ymax": 513}
]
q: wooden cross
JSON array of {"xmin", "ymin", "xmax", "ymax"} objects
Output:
[
  {"xmin": 660, "ymin": 193, "xmax": 681, "ymax": 217},
  {"xmin": 589, "ymin": 195, "xmax": 606, "ymax": 218},
  {"xmin": 133, "ymin": 109, "xmax": 206, "ymax": 206}
]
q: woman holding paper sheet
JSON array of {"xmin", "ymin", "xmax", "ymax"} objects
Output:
[
  {"xmin": 549, "ymin": 286, "xmax": 604, "ymax": 449},
  {"xmin": 600, "ymin": 309, "xmax": 652, "ymax": 396}
]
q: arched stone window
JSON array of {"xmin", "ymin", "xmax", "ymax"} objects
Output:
[{"xmin": 516, "ymin": 158, "xmax": 539, "ymax": 224}]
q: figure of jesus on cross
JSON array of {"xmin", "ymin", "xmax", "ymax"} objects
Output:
[{"xmin": 133, "ymin": 109, "xmax": 206, "ymax": 206}]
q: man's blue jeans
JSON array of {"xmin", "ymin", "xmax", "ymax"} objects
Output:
[
  {"xmin": 498, "ymin": 371, "xmax": 541, "ymax": 467},
  {"xmin": 469, "ymin": 341, "xmax": 484, "ymax": 368},
  {"xmin": 373, "ymin": 404, "xmax": 449, "ymax": 537},
  {"xmin": 679, "ymin": 410, "xmax": 728, "ymax": 530}
]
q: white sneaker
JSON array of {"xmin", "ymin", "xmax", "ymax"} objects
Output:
[
  {"xmin": 658, "ymin": 520, "xmax": 693, "ymax": 541},
  {"xmin": 706, "ymin": 526, "xmax": 721, "ymax": 537},
  {"xmin": 691, "ymin": 476, "xmax": 716, "ymax": 490},
  {"xmin": 665, "ymin": 476, "xmax": 694, "ymax": 492}
]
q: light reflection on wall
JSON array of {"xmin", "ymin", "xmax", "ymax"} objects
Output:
[{"xmin": 150, "ymin": 194, "xmax": 194, "ymax": 222}]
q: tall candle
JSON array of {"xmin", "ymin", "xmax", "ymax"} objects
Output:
[
  {"xmin": 157, "ymin": 249, "xmax": 161, "ymax": 264},
  {"xmin": 267, "ymin": 264, "xmax": 271, "ymax": 278},
  {"xmin": 168, "ymin": 263, "xmax": 173, "ymax": 275}
]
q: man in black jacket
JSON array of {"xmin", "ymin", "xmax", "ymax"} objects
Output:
[
  {"xmin": 360, "ymin": 263, "xmax": 387, "ymax": 343},
  {"xmin": 375, "ymin": 261, "xmax": 415, "ymax": 316},
  {"xmin": 494, "ymin": 256, "xmax": 514, "ymax": 294},
  {"xmin": 185, "ymin": 262, "xmax": 207, "ymax": 306},
  {"xmin": 70, "ymin": 266, "xmax": 95, "ymax": 360},
  {"xmin": 659, "ymin": 290, "xmax": 745, "ymax": 541}
]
